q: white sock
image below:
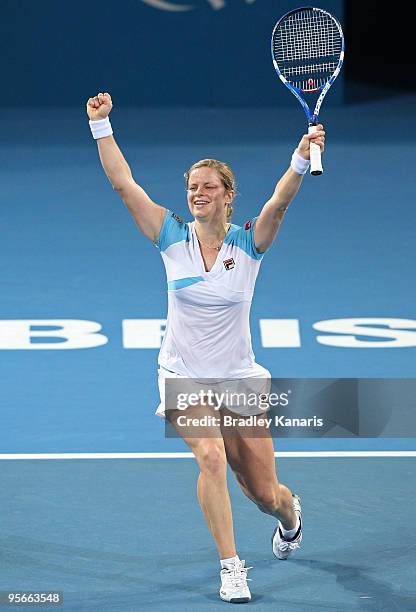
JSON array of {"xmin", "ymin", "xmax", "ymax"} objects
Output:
[
  {"xmin": 221, "ymin": 555, "xmax": 240, "ymax": 569},
  {"xmin": 280, "ymin": 517, "xmax": 300, "ymax": 541}
]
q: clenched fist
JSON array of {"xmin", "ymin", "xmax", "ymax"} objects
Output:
[
  {"xmin": 296, "ymin": 124, "xmax": 325, "ymax": 160},
  {"xmin": 86, "ymin": 92, "xmax": 113, "ymax": 121}
]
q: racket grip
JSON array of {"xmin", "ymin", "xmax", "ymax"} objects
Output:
[{"xmin": 308, "ymin": 125, "xmax": 323, "ymax": 176}]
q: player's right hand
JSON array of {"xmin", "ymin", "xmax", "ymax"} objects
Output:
[{"xmin": 86, "ymin": 92, "xmax": 113, "ymax": 121}]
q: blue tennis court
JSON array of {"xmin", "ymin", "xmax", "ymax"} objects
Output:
[{"xmin": 1, "ymin": 456, "xmax": 415, "ymax": 611}]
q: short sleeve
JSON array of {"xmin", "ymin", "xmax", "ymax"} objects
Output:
[
  {"xmin": 247, "ymin": 216, "xmax": 266, "ymax": 259},
  {"xmin": 225, "ymin": 217, "xmax": 265, "ymax": 260},
  {"xmin": 155, "ymin": 210, "xmax": 189, "ymax": 252}
]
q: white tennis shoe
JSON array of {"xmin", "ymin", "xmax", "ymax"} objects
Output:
[
  {"xmin": 272, "ymin": 494, "xmax": 302, "ymax": 560},
  {"xmin": 219, "ymin": 559, "xmax": 252, "ymax": 603}
]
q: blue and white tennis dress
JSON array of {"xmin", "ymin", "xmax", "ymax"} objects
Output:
[{"xmin": 155, "ymin": 210, "xmax": 271, "ymax": 417}]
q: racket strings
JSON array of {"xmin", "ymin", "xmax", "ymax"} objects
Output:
[
  {"xmin": 284, "ymin": 62, "xmax": 339, "ymax": 77},
  {"xmin": 274, "ymin": 10, "xmax": 341, "ymax": 62},
  {"xmin": 272, "ymin": 8, "xmax": 342, "ymax": 88}
]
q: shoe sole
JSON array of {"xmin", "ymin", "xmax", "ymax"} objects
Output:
[{"xmin": 220, "ymin": 594, "xmax": 251, "ymax": 603}]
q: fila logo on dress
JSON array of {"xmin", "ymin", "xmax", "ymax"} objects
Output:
[{"xmin": 223, "ymin": 258, "xmax": 235, "ymax": 270}]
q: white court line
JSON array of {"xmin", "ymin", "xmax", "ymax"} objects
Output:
[{"xmin": 0, "ymin": 451, "xmax": 415, "ymax": 460}]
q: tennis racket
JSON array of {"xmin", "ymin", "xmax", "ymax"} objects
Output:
[{"xmin": 271, "ymin": 6, "xmax": 344, "ymax": 175}]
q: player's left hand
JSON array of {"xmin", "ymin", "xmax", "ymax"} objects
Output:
[{"xmin": 296, "ymin": 124, "xmax": 325, "ymax": 160}]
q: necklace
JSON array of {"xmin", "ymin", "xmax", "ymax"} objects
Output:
[
  {"xmin": 195, "ymin": 229, "xmax": 226, "ymax": 251},
  {"xmin": 197, "ymin": 237, "xmax": 223, "ymax": 251}
]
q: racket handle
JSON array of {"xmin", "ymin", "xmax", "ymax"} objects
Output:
[{"xmin": 308, "ymin": 124, "xmax": 323, "ymax": 176}]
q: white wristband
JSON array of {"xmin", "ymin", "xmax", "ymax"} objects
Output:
[
  {"xmin": 290, "ymin": 150, "xmax": 310, "ymax": 175},
  {"xmin": 89, "ymin": 117, "xmax": 113, "ymax": 140}
]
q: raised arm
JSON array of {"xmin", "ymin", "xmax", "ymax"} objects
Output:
[
  {"xmin": 254, "ymin": 125, "xmax": 325, "ymax": 253},
  {"xmin": 86, "ymin": 92, "xmax": 166, "ymax": 243}
]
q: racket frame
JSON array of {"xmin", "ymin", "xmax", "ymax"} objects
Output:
[{"xmin": 271, "ymin": 6, "xmax": 345, "ymax": 175}]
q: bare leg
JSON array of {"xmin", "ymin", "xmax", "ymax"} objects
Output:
[
  {"xmin": 221, "ymin": 410, "xmax": 297, "ymax": 530},
  {"xmin": 168, "ymin": 405, "xmax": 237, "ymax": 559}
]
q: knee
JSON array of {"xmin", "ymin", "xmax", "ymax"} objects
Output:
[
  {"xmin": 247, "ymin": 485, "xmax": 281, "ymax": 513},
  {"xmin": 197, "ymin": 443, "xmax": 227, "ymax": 477},
  {"xmin": 232, "ymin": 471, "xmax": 278, "ymax": 510}
]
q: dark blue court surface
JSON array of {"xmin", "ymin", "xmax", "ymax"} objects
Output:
[
  {"xmin": 1, "ymin": 458, "xmax": 415, "ymax": 611},
  {"xmin": 1, "ymin": 94, "xmax": 415, "ymax": 610}
]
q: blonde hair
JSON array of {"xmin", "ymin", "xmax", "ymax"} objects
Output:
[{"xmin": 184, "ymin": 159, "xmax": 236, "ymax": 220}]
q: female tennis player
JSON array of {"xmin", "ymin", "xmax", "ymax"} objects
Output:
[{"xmin": 86, "ymin": 92, "xmax": 324, "ymax": 604}]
